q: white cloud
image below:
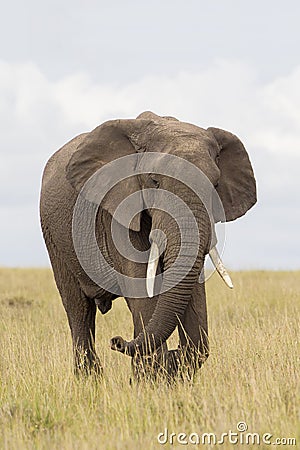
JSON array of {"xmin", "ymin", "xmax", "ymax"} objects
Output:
[
  {"xmin": 0, "ymin": 59, "xmax": 299, "ymax": 267},
  {"xmin": 2, "ymin": 58, "xmax": 300, "ymax": 154}
]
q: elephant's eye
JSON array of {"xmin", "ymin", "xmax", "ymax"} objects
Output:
[{"xmin": 149, "ymin": 174, "xmax": 160, "ymax": 188}]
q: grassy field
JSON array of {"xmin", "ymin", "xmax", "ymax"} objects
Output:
[{"xmin": 0, "ymin": 268, "xmax": 299, "ymax": 449}]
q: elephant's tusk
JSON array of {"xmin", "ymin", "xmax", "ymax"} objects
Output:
[
  {"xmin": 146, "ymin": 241, "xmax": 160, "ymax": 298},
  {"xmin": 209, "ymin": 246, "xmax": 234, "ymax": 289}
]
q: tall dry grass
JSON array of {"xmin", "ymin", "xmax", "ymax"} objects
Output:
[{"xmin": 0, "ymin": 268, "xmax": 299, "ymax": 449}]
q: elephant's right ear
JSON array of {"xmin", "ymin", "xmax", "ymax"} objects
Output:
[{"xmin": 66, "ymin": 119, "xmax": 151, "ymax": 231}]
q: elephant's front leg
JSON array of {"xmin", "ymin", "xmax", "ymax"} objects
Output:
[
  {"xmin": 125, "ymin": 297, "xmax": 169, "ymax": 380},
  {"xmin": 177, "ymin": 282, "xmax": 209, "ymax": 375},
  {"xmin": 69, "ymin": 295, "xmax": 102, "ymax": 376},
  {"xmin": 51, "ymin": 257, "xmax": 102, "ymax": 375}
]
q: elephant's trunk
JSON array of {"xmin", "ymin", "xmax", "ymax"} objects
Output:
[
  {"xmin": 148, "ymin": 242, "xmax": 234, "ymax": 296},
  {"xmin": 122, "ymin": 208, "xmax": 210, "ymax": 356}
]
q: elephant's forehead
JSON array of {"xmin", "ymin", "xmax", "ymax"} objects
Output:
[
  {"xmin": 157, "ymin": 120, "xmax": 207, "ymax": 138},
  {"xmin": 161, "ymin": 135, "xmax": 215, "ymax": 159},
  {"xmin": 143, "ymin": 151, "xmax": 209, "ymax": 177},
  {"xmin": 174, "ymin": 120, "xmax": 206, "ymax": 135},
  {"xmin": 146, "ymin": 122, "xmax": 212, "ymax": 152}
]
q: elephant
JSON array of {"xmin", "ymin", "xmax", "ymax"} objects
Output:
[{"xmin": 40, "ymin": 111, "xmax": 256, "ymax": 379}]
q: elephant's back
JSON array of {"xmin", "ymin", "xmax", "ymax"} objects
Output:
[
  {"xmin": 41, "ymin": 133, "xmax": 88, "ymax": 220},
  {"xmin": 42, "ymin": 133, "xmax": 88, "ymax": 188},
  {"xmin": 40, "ymin": 133, "xmax": 95, "ymax": 289}
]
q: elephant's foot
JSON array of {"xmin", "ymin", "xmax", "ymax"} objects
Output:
[
  {"xmin": 131, "ymin": 348, "xmax": 206, "ymax": 383},
  {"xmin": 128, "ymin": 344, "xmax": 169, "ymax": 383},
  {"xmin": 131, "ymin": 354, "xmax": 161, "ymax": 382},
  {"xmin": 174, "ymin": 345, "xmax": 209, "ymax": 381},
  {"xmin": 74, "ymin": 349, "xmax": 103, "ymax": 377}
]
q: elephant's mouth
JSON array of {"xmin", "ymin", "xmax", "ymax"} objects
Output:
[{"xmin": 146, "ymin": 239, "xmax": 233, "ymax": 298}]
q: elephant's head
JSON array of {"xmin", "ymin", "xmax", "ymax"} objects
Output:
[{"xmin": 66, "ymin": 111, "xmax": 256, "ymax": 356}]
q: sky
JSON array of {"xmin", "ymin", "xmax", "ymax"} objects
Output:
[{"xmin": 1, "ymin": 0, "xmax": 300, "ymax": 269}]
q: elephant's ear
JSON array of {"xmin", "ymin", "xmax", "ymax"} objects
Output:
[
  {"xmin": 207, "ymin": 127, "xmax": 257, "ymax": 222},
  {"xmin": 66, "ymin": 119, "xmax": 150, "ymax": 231}
]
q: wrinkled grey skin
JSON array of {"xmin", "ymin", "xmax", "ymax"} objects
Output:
[{"xmin": 40, "ymin": 111, "xmax": 256, "ymax": 378}]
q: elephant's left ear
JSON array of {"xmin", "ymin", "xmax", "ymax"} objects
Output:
[{"xmin": 207, "ymin": 127, "xmax": 257, "ymax": 222}]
